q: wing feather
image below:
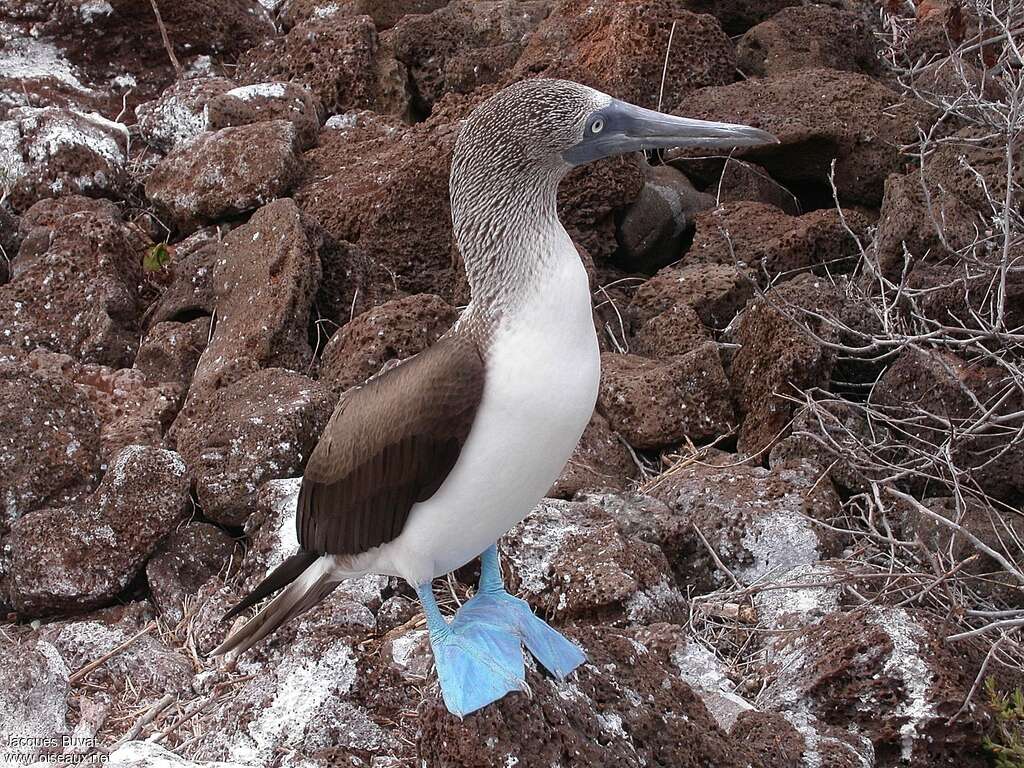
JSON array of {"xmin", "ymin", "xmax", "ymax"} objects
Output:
[{"xmin": 297, "ymin": 334, "xmax": 485, "ymax": 556}]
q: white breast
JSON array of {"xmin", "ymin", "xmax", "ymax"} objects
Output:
[{"xmin": 376, "ymin": 250, "xmax": 600, "ymax": 585}]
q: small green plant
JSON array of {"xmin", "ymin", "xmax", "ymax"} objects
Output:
[
  {"xmin": 143, "ymin": 242, "xmax": 172, "ymax": 272},
  {"xmin": 984, "ymin": 677, "xmax": 1024, "ymax": 768}
]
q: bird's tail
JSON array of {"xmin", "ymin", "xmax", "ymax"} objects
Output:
[{"xmin": 212, "ymin": 552, "xmax": 351, "ymax": 657}]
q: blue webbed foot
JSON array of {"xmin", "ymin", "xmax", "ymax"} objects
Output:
[
  {"xmin": 459, "ymin": 590, "xmax": 585, "ymax": 680},
  {"xmin": 463, "ymin": 544, "xmax": 586, "ymax": 680},
  {"xmin": 417, "ymin": 583, "xmax": 528, "ymax": 717}
]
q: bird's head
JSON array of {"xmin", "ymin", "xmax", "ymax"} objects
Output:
[{"xmin": 452, "ymin": 78, "xmax": 776, "ymax": 182}]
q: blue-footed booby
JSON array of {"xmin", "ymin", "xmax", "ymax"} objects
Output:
[{"xmin": 214, "ymin": 78, "xmax": 775, "ymax": 716}]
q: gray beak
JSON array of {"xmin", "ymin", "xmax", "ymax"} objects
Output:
[{"xmin": 564, "ymin": 98, "xmax": 778, "ymax": 166}]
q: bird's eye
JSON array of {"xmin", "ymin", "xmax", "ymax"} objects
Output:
[{"xmin": 590, "ymin": 118, "xmax": 604, "ymax": 134}]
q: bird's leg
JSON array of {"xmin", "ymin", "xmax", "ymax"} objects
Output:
[
  {"xmin": 457, "ymin": 544, "xmax": 586, "ymax": 680},
  {"xmin": 415, "ymin": 580, "xmax": 526, "ymax": 717}
]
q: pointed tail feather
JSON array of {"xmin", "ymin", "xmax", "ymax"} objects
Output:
[{"xmin": 213, "ymin": 554, "xmax": 343, "ymax": 657}]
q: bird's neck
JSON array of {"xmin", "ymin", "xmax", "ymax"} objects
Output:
[{"xmin": 451, "ymin": 165, "xmax": 575, "ymax": 318}]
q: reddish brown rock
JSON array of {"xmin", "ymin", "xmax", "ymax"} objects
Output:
[
  {"xmin": 280, "ymin": 0, "xmax": 451, "ymax": 30},
  {"xmin": 873, "ymin": 170, "xmax": 981, "ymax": 280},
  {"xmin": 736, "ymin": 5, "xmax": 879, "ymax": 77},
  {"xmin": 730, "ymin": 274, "xmax": 878, "ymax": 456},
  {"xmin": 561, "ymin": 154, "xmax": 646, "ymax": 263},
  {"xmin": 870, "ymin": 347, "xmax": 1024, "ymax": 502},
  {"xmin": 0, "ymin": 206, "xmax": 148, "ymax": 368},
  {"xmin": 206, "ymin": 82, "xmax": 322, "ymax": 151},
  {"xmin": 384, "ymin": 0, "xmax": 550, "ymax": 115},
  {"xmin": 700, "ymin": 157, "xmax": 801, "ymax": 214},
  {"xmin": 146, "ymin": 522, "xmax": 238, "ymax": 623},
  {"xmin": 144, "ymin": 229, "xmax": 222, "ymax": 326},
  {"xmin": 237, "ymin": 13, "xmax": 409, "ymax": 118},
  {"xmin": 1, "ymin": 106, "xmax": 130, "ymax": 211},
  {"xmin": 597, "ymin": 343, "xmax": 735, "ymax": 451},
  {"xmin": 135, "ymin": 76, "xmax": 237, "ymax": 153},
  {"xmin": 5, "ymin": 445, "xmax": 191, "ymax": 616},
  {"xmin": 674, "ymin": 69, "xmax": 928, "ymax": 207},
  {"xmin": 515, "ymin": 0, "xmax": 736, "ymax": 109},
  {"xmin": 631, "ymin": 302, "xmax": 712, "ymax": 359},
  {"xmin": 629, "ymin": 262, "xmax": 754, "ymax": 330},
  {"xmin": 729, "ymin": 711, "xmax": 805, "ymax": 768},
  {"xmin": 0, "ymin": 206, "xmax": 19, "ymax": 284},
  {"xmin": 170, "ymin": 369, "xmax": 333, "ymax": 526},
  {"xmin": 26, "ymin": 349, "xmax": 181, "ymax": 462},
  {"xmin": 686, "ymin": 201, "xmax": 872, "ymax": 281},
  {"xmin": 501, "ymin": 498, "xmax": 684, "ymax": 623},
  {"xmin": 318, "ymin": 293, "xmax": 457, "ymax": 396},
  {"xmin": 549, "ymin": 411, "xmax": 637, "ymax": 498},
  {"xmin": 296, "ymin": 110, "xmax": 464, "ymax": 302},
  {"xmin": 615, "ymin": 162, "xmax": 714, "ymax": 273},
  {"xmin": 185, "ymin": 199, "xmax": 321, "ymax": 402},
  {"xmin": 419, "ymin": 623, "xmax": 768, "ymax": 768},
  {"xmin": 646, "ymin": 459, "xmax": 843, "ymax": 593},
  {"xmin": 762, "ymin": 607, "xmax": 986, "ymax": 766},
  {"xmin": 145, "ymin": 120, "xmax": 302, "ymax": 232},
  {"xmin": 0, "ymin": 354, "xmax": 101, "ymax": 531},
  {"xmin": 134, "ymin": 317, "xmax": 211, "ymax": 394},
  {"xmin": 0, "ymin": 634, "xmax": 70, "ymax": 757}
]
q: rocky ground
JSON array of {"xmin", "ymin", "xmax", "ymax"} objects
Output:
[{"xmin": 1, "ymin": 0, "xmax": 1023, "ymax": 766}]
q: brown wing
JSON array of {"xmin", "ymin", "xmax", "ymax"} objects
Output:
[{"xmin": 297, "ymin": 333, "xmax": 485, "ymax": 556}]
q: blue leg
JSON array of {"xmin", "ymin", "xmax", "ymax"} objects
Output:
[
  {"xmin": 458, "ymin": 544, "xmax": 586, "ymax": 680},
  {"xmin": 416, "ymin": 581, "xmax": 526, "ymax": 717}
]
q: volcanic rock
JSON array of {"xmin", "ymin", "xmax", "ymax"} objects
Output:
[
  {"xmin": 318, "ymin": 293, "xmax": 457, "ymax": 396},
  {"xmin": 597, "ymin": 344, "xmax": 735, "ymax": 451},
  {"xmin": 0, "ymin": 204, "xmax": 147, "ymax": 367},
  {"xmin": 0, "ymin": 355, "xmax": 101, "ymax": 531},
  {"xmin": 185, "ymin": 199, "xmax": 321, "ymax": 402},
  {"xmin": 0, "ymin": 635, "xmax": 70, "ymax": 762},
  {"xmin": 145, "ymin": 121, "xmax": 302, "ymax": 232},
  {"xmin": 136, "ymin": 76, "xmax": 237, "ymax": 154},
  {"xmin": 631, "ymin": 302, "xmax": 712, "ymax": 359},
  {"xmin": 549, "ymin": 412, "xmax": 637, "ymax": 498},
  {"xmin": 146, "ymin": 523, "xmax": 239, "ymax": 623},
  {"xmin": 5, "ymin": 445, "xmax": 191, "ymax": 615},
  {"xmin": 206, "ymin": 82, "xmax": 322, "ymax": 151},
  {"xmin": 629, "ymin": 262, "xmax": 754, "ymax": 330},
  {"xmin": 736, "ymin": 5, "xmax": 879, "ymax": 77}
]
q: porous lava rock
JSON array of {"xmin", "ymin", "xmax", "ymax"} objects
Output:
[
  {"xmin": 418, "ymin": 623, "xmax": 772, "ymax": 768},
  {"xmin": 0, "ymin": 204, "xmax": 148, "ymax": 368},
  {"xmin": 170, "ymin": 369, "xmax": 333, "ymax": 526},
  {"xmin": 762, "ymin": 607, "xmax": 986, "ymax": 766},
  {"xmin": 501, "ymin": 498, "xmax": 684, "ymax": 623},
  {"xmin": 730, "ymin": 273, "xmax": 878, "ymax": 456},
  {"xmin": 135, "ymin": 76, "xmax": 237, "ymax": 154},
  {"xmin": 384, "ymin": 0, "xmax": 551, "ymax": 116},
  {"xmin": 631, "ymin": 302, "xmax": 712, "ymax": 358},
  {"xmin": 646, "ymin": 459, "xmax": 843, "ymax": 593},
  {"xmin": 674, "ymin": 68, "xmax": 929, "ymax": 207},
  {"xmin": 184, "ymin": 198, "xmax": 321, "ymax": 403},
  {"xmin": 237, "ymin": 13, "xmax": 409, "ymax": 118},
  {"xmin": 26, "ymin": 349, "xmax": 181, "ymax": 461},
  {"xmin": 736, "ymin": 4, "xmax": 879, "ymax": 77},
  {"xmin": 686, "ymin": 201, "xmax": 872, "ymax": 282},
  {"xmin": 549, "ymin": 412, "xmax": 637, "ymax": 498},
  {"xmin": 702, "ymin": 157, "xmax": 801, "ymax": 214},
  {"xmin": 145, "ymin": 121, "xmax": 302, "ymax": 232},
  {"xmin": 0, "ymin": 106, "xmax": 130, "ymax": 210},
  {"xmin": 206, "ymin": 82, "xmax": 322, "ymax": 151},
  {"xmin": 0, "ymin": 353, "xmax": 101, "ymax": 531},
  {"xmin": 318, "ymin": 293, "xmax": 457, "ymax": 396},
  {"xmin": 280, "ymin": 0, "xmax": 451, "ymax": 31},
  {"xmin": 597, "ymin": 344, "xmax": 735, "ymax": 450},
  {"xmin": 146, "ymin": 523, "xmax": 238, "ymax": 623},
  {"xmin": 0, "ymin": 634, "xmax": 70, "ymax": 761},
  {"xmin": 134, "ymin": 318, "xmax": 211, "ymax": 396},
  {"xmin": 629, "ymin": 262, "xmax": 754, "ymax": 330},
  {"xmin": 5, "ymin": 445, "xmax": 191, "ymax": 616},
  {"xmin": 871, "ymin": 347, "xmax": 1024, "ymax": 502},
  {"xmin": 514, "ymin": 0, "xmax": 736, "ymax": 109}
]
